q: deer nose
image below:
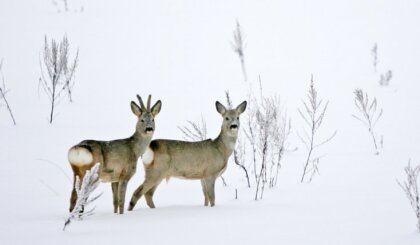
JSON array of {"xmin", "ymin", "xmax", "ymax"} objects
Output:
[
  {"xmin": 230, "ymin": 124, "xmax": 238, "ymax": 129},
  {"xmin": 145, "ymin": 127, "xmax": 154, "ymax": 133}
]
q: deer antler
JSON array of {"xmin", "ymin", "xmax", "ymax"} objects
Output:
[
  {"xmin": 146, "ymin": 95, "xmax": 152, "ymax": 112},
  {"xmin": 137, "ymin": 95, "xmax": 146, "ymax": 111}
]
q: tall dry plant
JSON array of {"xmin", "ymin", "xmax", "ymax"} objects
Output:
[
  {"xmin": 40, "ymin": 35, "xmax": 78, "ymax": 123},
  {"xmin": 298, "ymin": 76, "xmax": 336, "ymax": 183}
]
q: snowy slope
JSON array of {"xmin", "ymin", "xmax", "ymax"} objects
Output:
[{"xmin": 0, "ymin": 0, "xmax": 420, "ymax": 244}]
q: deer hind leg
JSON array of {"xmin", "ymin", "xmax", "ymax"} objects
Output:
[
  {"xmin": 128, "ymin": 172, "xmax": 163, "ymax": 211},
  {"xmin": 111, "ymin": 182, "xmax": 119, "ymax": 213},
  {"xmin": 117, "ymin": 180, "xmax": 129, "ymax": 214},
  {"xmin": 200, "ymin": 179, "xmax": 209, "ymax": 206},
  {"xmin": 69, "ymin": 174, "xmax": 78, "ymax": 212},
  {"xmin": 144, "ymin": 180, "xmax": 162, "ymax": 209}
]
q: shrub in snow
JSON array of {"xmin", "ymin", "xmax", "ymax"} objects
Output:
[
  {"xmin": 231, "ymin": 20, "xmax": 247, "ymax": 82},
  {"xmin": 298, "ymin": 76, "xmax": 336, "ymax": 183},
  {"xmin": 63, "ymin": 163, "xmax": 102, "ymax": 231},
  {"xmin": 352, "ymin": 89, "xmax": 383, "ymax": 155},
  {"xmin": 397, "ymin": 161, "xmax": 420, "ymax": 232},
  {"xmin": 378, "ymin": 70, "xmax": 392, "ymax": 87},
  {"xmin": 371, "ymin": 43, "xmax": 378, "ymax": 73},
  {"xmin": 0, "ymin": 59, "xmax": 16, "ymax": 125},
  {"xmin": 39, "ymin": 34, "xmax": 78, "ymax": 123},
  {"xmin": 243, "ymin": 78, "xmax": 291, "ymax": 199}
]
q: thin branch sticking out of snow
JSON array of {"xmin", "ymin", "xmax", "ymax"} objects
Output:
[
  {"xmin": 397, "ymin": 160, "xmax": 420, "ymax": 232},
  {"xmin": 352, "ymin": 88, "xmax": 383, "ymax": 155},
  {"xmin": 63, "ymin": 163, "xmax": 102, "ymax": 231}
]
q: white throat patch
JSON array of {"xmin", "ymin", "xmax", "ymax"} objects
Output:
[{"xmin": 142, "ymin": 146, "xmax": 154, "ymax": 165}]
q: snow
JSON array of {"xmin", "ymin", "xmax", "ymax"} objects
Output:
[{"xmin": 0, "ymin": 0, "xmax": 420, "ymax": 244}]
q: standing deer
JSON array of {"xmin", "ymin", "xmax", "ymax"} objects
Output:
[
  {"xmin": 68, "ymin": 94, "xmax": 162, "ymax": 214},
  {"xmin": 128, "ymin": 100, "xmax": 246, "ymax": 210}
]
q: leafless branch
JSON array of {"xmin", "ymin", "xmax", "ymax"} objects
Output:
[{"xmin": 299, "ymin": 75, "xmax": 336, "ymax": 183}]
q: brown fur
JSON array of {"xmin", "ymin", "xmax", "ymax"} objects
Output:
[
  {"xmin": 68, "ymin": 95, "xmax": 162, "ymax": 214},
  {"xmin": 128, "ymin": 100, "xmax": 246, "ymax": 210}
]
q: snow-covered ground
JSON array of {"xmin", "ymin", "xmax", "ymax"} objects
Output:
[{"xmin": 1, "ymin": 0, "xmax": 420, "ymax": 244}]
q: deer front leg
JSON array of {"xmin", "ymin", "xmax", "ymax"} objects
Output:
[
  {"xmin": 69, "ymin": 178, "xmax": 78, "ymax": 212},
  {"xmin": 205, "ymin": 176, "xmax": 216, "ymax": 207},
  {"xmin": 117, "ymin": 180, "xmax": 128, "ymax": 214},
  {"xmin": 200, "ymin": 179, "xmax": 209, "ymax": 206},
  {"xmin": 111, "ymin": 182, "xmax": 119, "ymax": 213}
]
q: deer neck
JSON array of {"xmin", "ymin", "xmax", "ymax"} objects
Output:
[
  {"xmin": 215, "ymin": 128, "xmax": 238, "ymax": 158},
  {"xmin": 130, "ymin": 132, "xmax": 152, "ymax": 159}
]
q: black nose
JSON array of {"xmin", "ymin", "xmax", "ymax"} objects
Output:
[
  {"xmin": 230, "ymin": 125, "xmax": 238, "ymax": 129},
  {"xmin": 145, "ymin": 127, "xmax": 154, "ymax": 132}
]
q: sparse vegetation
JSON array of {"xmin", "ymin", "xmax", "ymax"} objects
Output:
[
  {"xmin": 352, "ymin": 89, "xmax": 383, "ymax": 155},
  {"xmin": 0, "ymin": 59, "xmax": 16, "ymax": 125},
  {"xmin": 298, "ymin": 76, "xmax": 336, "ymax": 183},
  {"xmin": 39, "ymin": 35, "xmax": 78, "ymax": 123},
  {"xmin": 397, "ymin": 161, "xmax": 420, "ymax": 232}
]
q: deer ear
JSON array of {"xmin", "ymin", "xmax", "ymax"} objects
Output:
[
  {"xmin": 215, "ymin": 101, "xmax": 226, "ymax": 115},
  {"xmin": 236, "ymin": 101, "xmax": 247, "ymax": 114},
  {"xmin": 151, "ymin": 100, "xmax": 162, "ymax": 116},
  {"xmin": 131, "ymin": 101, "xmax": 143, "ymax": 117}
]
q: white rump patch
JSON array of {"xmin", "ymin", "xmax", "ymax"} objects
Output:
[
  {"xmin": 68, "ymin": 147, "xmax": 93, "ymax": 167},
  {"xmin": 142, "ymin": 147, "xmax": 154, "ymax": 165}
]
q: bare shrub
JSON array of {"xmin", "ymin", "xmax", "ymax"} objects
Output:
[
  {"xmin": 40, "ymin": 35, "xmax": 79, "ymax": 123},
  {"xmin": 244, "ymin": 78, "xmax": 291, "ymax": 199},
  {"xmin": 298, "ymin": 76, "xmax": 336, "ymax": 183},
  {"xmin": 397, "ymin": 161, "xmax": 420, "ymax": 232},
  {"xmin": 379, "ymin": 70, "xmax": 392, "ymax": 87},
  {"xmin": 63, "ymin": 163, "xmax": 102, "ymax": 231},
  {"xmin": 352, "ymin": 89, "xmax": 383, "ymax": 155},
  {"xmin": 371, "ymin": 43, "xmax": 378, "ymax": 73},
  {"xmin": 0, "ymin": 59, "xmax": 16, "ymax": 125},
  {"xmin": 231, "ymin": 20, "xmax": 247, "ymax": 82}
]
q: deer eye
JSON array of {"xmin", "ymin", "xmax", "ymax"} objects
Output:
[
  {"xmin": 141, "ymin": 119, "xmax": 145, "ymax": 122},
  {"xmin": 152, "ymin": 119, "xmax": 154, "ymax": 122},
  {"xmin": 237, "ymin": 117, "xmax": 239, "ymax": 120},
  {"xmin": 225, "ymin": 117, "xmax": 229, "ymax": 121}
]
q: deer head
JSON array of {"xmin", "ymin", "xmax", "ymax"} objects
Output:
[
  {"xmin": 131, "ymin": 94, "xmax": 162, "ymax": 136},
  {"xmin": 216, "ymin": 101, "xmax": 247, "ymax": 137}
]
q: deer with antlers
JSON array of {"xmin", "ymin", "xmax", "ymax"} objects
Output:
[
  {"xmin": 128, "ymin": 100, "xmax": 246, "ymax": 210},
  {"xmin": 68, "ymin": 94, "xmax": 162, "ymax": 214}
]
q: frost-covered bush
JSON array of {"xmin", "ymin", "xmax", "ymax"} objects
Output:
[
  {"xmin": 40, "ymin": 35, "xmax": 78, "ymax": 123},
  {"xmin": 63, "ymin": 163, "xmax": 102, "ymax": 231},
  {"xmin": 352, "ymin": 89, "xmax": 383, "ymax": 155},
  {"xmin": 298, "ymin": 76, "xmax": 336, "ymax": 183},
  {"xmin": 397, "ymin": 161, "xmax": 420, "ymax": 232}
]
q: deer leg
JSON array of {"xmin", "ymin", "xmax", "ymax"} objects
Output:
[
  {"xmin": 200, "ymin": 179, "xmax": 209, "ymax": 206},
  {"xmin": 117, "ymin": 180, "xmax": 128, "ymax": 214},
  {"xmin": 145, "ymin": 181, "xmax": 162, "ymax": 208},
  {"xmin": 69, "ymin": 174, "xmax": 78, "ymax": 212},
  {"xmin": 129, "ymin": 177, "xmax": 162, "ymax": 211},
  {"xmin": 111, "ymin": 182, "xmax": 119, "ymax": 213},
  {"xmin": 205, "ymin": 176, "xmax": 216, "ymax": 207}
]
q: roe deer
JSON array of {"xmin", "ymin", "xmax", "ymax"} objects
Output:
[
  {"xmin": 68, "ymin": 95, "xmax": 162, "ymax": 214},
  {"xmin": 128, "ymin": 100, "xmax": 246, "ymax": 210}
]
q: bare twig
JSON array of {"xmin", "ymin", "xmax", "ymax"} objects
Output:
[
  {"xmin": 40, "ymin": 35, "xmax": 78, "ymax": 123},
  {"xmin": 0, "ymin": 59, "xmax": 16, "ymax": 125},
  {"xmin": 63, "ymin": 163, "xmax": 102, "ymax": 231},
  {"xmin": 298, "ymin": 75, "xmax": 336, "ymax": 183},
  {"xmin": 231, "ymin": 20, "xmax": 247, "ymax": 82},
  {"xmin": 352, "ymin": 88, "xmax": 383, "ymax": 155},
  {"xmin": 397, "ymin": 160, "xmax": 420, "ymax": 232},
  {"xmin": 371, "ymin": 43, "xmax": 378, "ymax": 73}
]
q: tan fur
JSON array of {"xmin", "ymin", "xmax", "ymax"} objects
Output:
[
  {"xmin": 68, "ymin": 95, "xmax": 162, "ymax": 214},
  {"xmin": 128, "ymin": 100, "xmax": 247, "ymax": 210}
]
